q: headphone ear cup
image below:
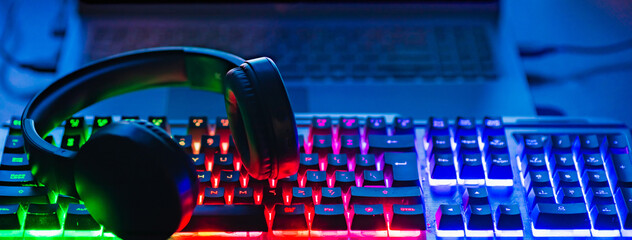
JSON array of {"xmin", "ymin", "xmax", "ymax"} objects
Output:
[{"xmin": 74, "ymin": 121, "xmax": 198, "ymax": 240}]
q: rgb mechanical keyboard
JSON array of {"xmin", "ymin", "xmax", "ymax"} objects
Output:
[{"xmin": 1, "ymin": 114, "xmax": 631, "ymax": 239}]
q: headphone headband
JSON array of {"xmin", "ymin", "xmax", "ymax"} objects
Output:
[{"xmin": 21, "ymin": 47, "xmax": 244, "ymax": 197}]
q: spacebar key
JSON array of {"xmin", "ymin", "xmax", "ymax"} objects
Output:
[{"xmin": 181, "ymin": 205, "xmax": 267, "ymax": 232}]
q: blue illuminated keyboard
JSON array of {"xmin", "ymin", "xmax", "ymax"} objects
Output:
[{"xmin": 1, "ymin": 114, "xmax": 631, "ymax": 239}]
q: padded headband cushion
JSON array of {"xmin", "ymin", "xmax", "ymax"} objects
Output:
[{"xmin": 224, "ymin": 57, "xmax": 299, "ymax": 180}]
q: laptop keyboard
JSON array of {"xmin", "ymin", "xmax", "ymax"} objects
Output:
[
  {"xmin": 2, "ymin": 115, "xmax": 631, "ymax": 239},
  {"xmin": 86, "ymin": 23, "xmax": 496, "ymax": 83}
]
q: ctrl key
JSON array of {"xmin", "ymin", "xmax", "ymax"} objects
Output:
[{"xmin": 391, "ymin": 204, "xmax": 426, "ymax": 231}]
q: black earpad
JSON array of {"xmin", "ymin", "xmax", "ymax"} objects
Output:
[
  {"xmin": 74, "ymin": 121, "xmax": 198, "ymax": 240},
  {"xmin": 224, "ymin": 57, "xmax": 299, "ymax": 180}
]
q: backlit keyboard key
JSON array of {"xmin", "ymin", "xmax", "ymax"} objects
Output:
[
  {"xmin": 189, "ymin": 154, "xmax": 205, "ymax": 171},
  {"xmin": 147, "ymin": 116, "xmax": 167, "ymax": 131},
  {"xmin": 426, "ymin": 117, "xmax": 449, "ymax": 139},
  {"xmin": 458, "ymin": 153, "xmax": 485, "ymax": 181},
  {"xmin": 553, "ymin": 153, "xmax": 575, "ymax": 171},
  {"xmin": 592, "ymin": 204, "xmax": 620, "ymax": 230},
  {"xmin": 299, "ymin": 153, "xmax": 319, "ymax": 176},
  {"xmin": 580, "ymin": 134, "xmax": 600, "ymax": 150},
  {"xmin": 92, "ymin": 116, "xmax": 113, "ymax": 133},
  {"xmin": 339, "ymin": 135, "xmax": 361, "ymax": 160},
  {"xmin": 120, "ymin": 116, "xmax": 139, "ymax": 121},
  {"xmin": 292, "ymin": 187, "xmax": 313, "ymax": 206},
  {"xmin": 305, "ymin": 171, "xmax": 327, "ymax": 190},
  {"xmin": 523, "ymin": 134, "xmax": 546, "ymax": 151},
  {"xmin": 334, "ymin": 171, "xmax": 355, "ymax": 192},
  {"xmin": 350, "ymin": 186, "xmax": 422, "ymax": 205},
  {"xmin": 311, "ymin": 117, "xmax": 332, "ymax": 136},
  {"xmin": 611, "ymin": 153, "xmax": 632, "ymax": 188},
  {"xmin": 363, "ymin": 170, "xmax": 384, "ymax": 186},
  {"xmin": 436, "ymin": 204, "xmax": 465, "ymax": 232},
  {"xmin": 391, "ymin": 204, "xmax": 426, "ymax": 230},
  {"xmin": 607, "ymin": 134, "xmax": 628, "ymax": 149},
  {"xmin": 0, "ymin": 170, "xmax": 33, "ymax": 185},
  {"xmin": 551, "ymin": 134, "xmax": 572, "ymax": 151},
  {"xmin": 214, "ymin": 117, "xmax": 231, "ymax": 141},
  {"xmin": 394, "ymin": 117, "xmax": 414, "ymax": 135},
  {"xmin": 0, "ymin": 204, "xmax": 21, "ymax": 230},
  {"xmin": 528, "ymin": 187, "xmax": 556, "ymax": 210},
  {"xmin": 486, "ymin": 153, "xmax": 513, "ymax": 181},
  {"xmin": 173, "ymin": 135, "xmax": 193, "ymax": 153},
  {"xmin": 351, "ymin": 204, "xmax": 386, "ymax": 230},
  {"xmin": 555, "ymin": 170, "xmax": 581, "ymax": 189},
  {"xmin": 326, "ymin": 154, "xmax": 348, "ymax": 175},
  {"xmin": 64, "ymin": 117, "xmax": 87, "ymax": 142},
  {"xmin": 428, "ymin": 135, "xmax": 451, "ymax": 153},
  {"xmin": 589, "ymin": 186, "xmax": 614, "ymax": 206},
  {"xmin": 64, "ymin": 203, "xmax": 100, "ymax": 231},
  {"xmin": 219, "ymin": 171, "xmax": 239, "ymax": 188},
  {"xmin": 312, "ymin": 135, "xmax": 333, "ymax": 158},
  {"xmin": 531, "ymin": 203, "xmax": 590, "ymax": 230},
  {"xmin": 525, "ymin": 171, "xmax": 552, "ymax": 191},
  {"xmin": 212, "ymin": 154, "xmax": 234, "ymax": 175},
  {"xmin": 204, "ymin": 188, "xmax": 225, "ymax": 205},
  {"xmin": 320, "ymin": 187, "xmax": 343, "ymax": 204},
  {"xmin": 366, "ymin": 116, "xmax": 387, "ymax": 135},
  {"xmin": 188, "ymin": 116, "xmax": 209, "ymax": 142},
  {"xmin": 368, "ymin": 134, "xmax": 415, "ymax": 153},
  {"xmin": 457, "ymin": 135, "xmax": 479, "ymax": 152},
  {"xmin": 354, "ymin": 154, "xmax": 376, "ymax": 176},
  {"xmin": 463, "ymin": 187, "xmax": 489, "ymax": 206},
  {"xmin": 183, "ymin": 205, "xmax": 267, "ymax": 232},
  {"xmin": 496, "ymin": 204, "xmax": 523, "ymax": 230},
  {"xmin": 339, "ymin": 117, "xmax": 360, "ymax": 136},
  {"xmin": 24, "ymin": 204, "xmax": 61, "ymax": 231},
  {"xmin": 579, "ymin": 153, "xmax": 604, "ymax": 171},
  {"xmin": 583, "ymin": 170, "xmax": 609, "ymax": 187},
  {"xmin": 4, "ymin": 136, "xmax": 24, "ymax": 153},
  {"xmin": 200, "ymin": 135, "xmax": 220, "ymax": 158},
  {"xmin": 0, "ymin": 186, "xmax": 49, "ymax": 205},
  {"xmin": 312, "ymin": 204, "xmax": 347, "ymax": 230},
  {"xmin": 8, "ymin": 116, "xmax": 21, "ymax": 134},
  {"xmin": 615, "ymin": 187, "xmax": 632, "ymax": 229},
  {"xmin": 429, "ymin": 153, "xmax": 457, "ymax": 181},
  {"xmin": 455, "ymin": 117, "xmax": 476, "ymax": 136},
  {"xmin": 557, "ymin": 187, "xmax": 584, "ymax": 203},
  {"xmin": 61, "ymin": 135, "xmax": 81, "ymax": 151},
  {"xmin": 466, "ymin": 204, "xmax": 494, "ymax": 231},
  {"xmin": 233, "ymin": 187, "xmax": 255, "ymax": 205},
  {"xmin": 273, "ymin": 204, "xmax": 308, "ymax": 230},
  {"xmin": 482, "ymin": 116, "xmax": 504, "ymax": 137},
  {"xmin": 485, "ymin": 135, "xmax": 508, "ymax": 153}
]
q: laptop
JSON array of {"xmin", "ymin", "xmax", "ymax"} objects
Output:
[{"xmin": 60, "ymin": 0, "xmax": 535, "ymax": 119}]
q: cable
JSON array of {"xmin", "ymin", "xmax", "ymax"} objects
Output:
[{"xmin": 519, "ymin": 38, "xmax": 632, "ymax": 57}]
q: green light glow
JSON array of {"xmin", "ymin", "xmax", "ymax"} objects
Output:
[
  {"xmin": 66, "ymin": 138, "xmax": 75, "ymax": 147},
  {"xmin": 97, "ymin": 119, "xmax": 109, "ymax": 127},
  {"xmin": 24, "ymin": 229, "xmax": 63, "ymax": 237},
  {"xmin": 69, "ymin": 119, "xmax": 80, "ymax": 128},
  {"xmin": 63, "ymin": 230, "xmax": 102, "ymax": 237},
  {"xmin": 152, "ymin": 118, "xmax": 163, "ymax": 126},
  {"xmin": 0, "ymin": 229, "xmax": 22, "ymax": 237},
  {"xmin": 12, "ymin": 120, "xmax": 21, "ymax": 126}
]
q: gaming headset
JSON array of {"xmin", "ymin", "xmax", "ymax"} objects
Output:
[{"xmin": 20, "ymin": 47, "xmax": 299, "ymax": 239}]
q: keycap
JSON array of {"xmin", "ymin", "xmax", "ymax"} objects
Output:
[
  {"xmin": 351, "ymin": 204, "xmax": 386, "ymax": 230},
  {"xmin": 428, "ymin": 135, "xmax": 451, "ymax": 153},
  {"xmin": 579, "ymin": 153, "xmax": 604, "ymax": 171},
  {"xmin": 366, "ymin": 116, "xmax": 387, "ymax": 135},
  {"xmin": 188, "ymin": 116, "xmax": 209, "ymax": 142},
  {"xmin": 354, "ymin": 154, "xmax": 376, "ymax": 176},
  {"xmin": 334, "ymin": 171, "xmax": 355, "ymax": 192},
  {"xmin": 463, "ymin": 187, "xmax": 489, "ymax": 206},
  {"xmin": 0, "ymin": 204, "xmax": 21, "ymax": 230},
  {"xmin": 190, "ymin": 154, "xmax": 206, "ymax": 171},
  {"xmin": 339, "ymin": 135, "xmax": 361, "ymax": 160},
  {"xmin": 174, "ymin": 135, "xmax": 193, "ymax": 153},
  {"xmin": 147, "ymin": 116, "xmax": 168, "ymax": 131},
  {"xmin": 60, "ymin": 135, "xmax": 81, "ymax": 151},
  {"xmin": 551, "ymin": 134, "xmax": 572, "ymax": 150},
  {"xmin": 394, "ymin": 117, "xmax": 414, "ymax": 135},
  {"xmin": 197, "ymin": 171, "xmax": 211, "ymax": 189},
  {"xmin": 458, "ymin": 153, "xmax": 485, "ymax": 180},
  {"xmin": 8, "ymin": 116, "xmax": 21, "ymax": 134},
  {"xmin": 611, "ymin": 153, "xmax": 632, "ymax": 188},
  {"xmin": 363, "ymin": 170, "xmax": 384, "ymax": 186},
  {"xmin": 525, "ymin": 171, "xmax": 552, "ymax": 191},
  {"xmin": 120, "ymin": 116, "xmax": 139, "ymax": 121},
  {"xmin": 312, "ymin": 135, "xmax": 333, "ymax": 158},
  {"xmin": 339, "ymin": 117, "xmax": 360, "ymax": 136},
  {"xmin": 64, "ymin": 203, "xmax": 101, "ymax": 231},
  {"xmin": 291, "ymin": 187, "xmax": 313, "ymax": 206},
  {"xmin": 326, "ymin": 154, "xmax": 348, "ymax": 175},
  {"xmin": 233, "ymin": 187, "xmax": 255, "ymax": 205},
  {"xmin": 212, "ymin": 154, "xmax": 234, "ymax": 175},
  {"xmin": 579, "ymin": 134, "xmax": 600, "ymax": 150},
  {"xmin": 592, "ymin": 204, "xmax": 620, "ymax": 230},
  {"xmin": 272, "ymin": 204, "xmax": 308, "ymax": 230},
  {"xmin": 350, "ymin": 186, "xmax": 422, "ymax": 205},
  {"xmin": 24, "ymin": 204, "xmax": 61, "ymax": 230},
  {"xmin": 523, "ymin": 134, "xmax": 546, "ymax": 151},
  {"xmin": 521, "ymin": 153, "xmax": 547, "ymax": 174},
  {"xmin": 4, "ymin": 136, "xmax": 24, "ymax": 153},
  {"xmin": 455, "ymin": 117, "xmax": 476, "ymax": 136},
  {"xmin": 457, "ymin": 135, "xmax": 479, "ymax": 152},
  {"xmin": 299, "ymin": 153, "xmax": 319, "ymax": 176},
  {"xmin": 386, "ymin": 154, "xmax": 420, "ymax": 187},
  {"xmin": 466, "ymin": 204, "xmax": 494, "ymax": 230},
  {"xmin": 482, "ymin": 116, "xmax": 504, "ymax": 137},
  {"xmin": 279, "ymin": 174, "xmax": 299, "ymax": 191},
  {"xmin": 183, "ymin": 205, "xmax": 267, "ymax": 232},
  {"xmin": 0, "ymin": 170, "xmax": 33, "ymax": 185},
  {"xmin": 607, "ymin": 134, "xmax": 628, "ymax": 149},
  {"xmin": 312, "ymin": 204, "xmax": 347, "ymax": 230},
  {"xmin": 368, "ymin": 134, "xmax": 415, "ymax": 153},
  {"xmin": 92, "ymin": 116, "xmax": 113, "ymax": 133},
  {"xmin": 219, "ymin": 171, "xmax": 239, "ymax": 188},
  {"xmin": 320, "ymin": 187, "xmax": 343, "ymax": 204},
  {"xmin": 553, "ymin": 153, "xmax": 575, "ymax": 171},
  {"xmin": 557, "ymin": 187, "xmax": 584, "ymax": 203},
  {"xmin": 583, "ymin": 170, "xmax": 609, "ymax": 187},
  {"xmin": 615, "ymin": 187, "xmax": 632, "ymax": 229},
  {"xmin": 485, "ymin": 135, "xmax": 508, "ymax": 153},
  {"xmin": 262, "ymin": 187, "xmax": 282, "ymax": 208},
  {"xmin": 429, "ymin": 153, "xmax": 457, "ymax": 180},
  {"xmin": 528, "ymin": 187, "xmax": 556, "ymax": 210},
  {"xmin": 436, "ymin": 204, "xmax": 464, "ymax": 231},
  {"xmin": 0, "ymin": 186, "xmax": 49, "ymax": 204},
  {"xmin": 311, "ymin": 117, "xmax": 332, "ymax": 135},
  {"xmin": 204, "ymin": 187, "xmax": 225, "ymax": 205},
  {"xmin": 305, "ymin": 171, "xmax": 327, "ymax": 191},
  {"xmin": 590, "ymin": 186, "xmax": 614, "ymax": 206},
  {"xmin": 390, "ymin": 204, "xmax": 426, "ymax": 230},
  {"xmin": 496, "ymin": 204, "xmax": 523, "ymax": 230},
  {"xmin": 555, "ymin": 170, "xmax": 580, "ymax": 189},
  {"xmin": 64, "ymin": 117, "xmax": 87, "ymax": 142},
  {"xmin": 486, "ymin": 153, "xmax": 513, "ymax": 180},
  {"xmin": 531, "ymin": 203, "xmax": 590, "ymax": 229},
  {"xmin": 214, "ymin": 117, "xmax": 231, "ymax": 144},
  {"xmin": 426, "ymin": 117, "xmax": 449, "ymax": 139}
]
